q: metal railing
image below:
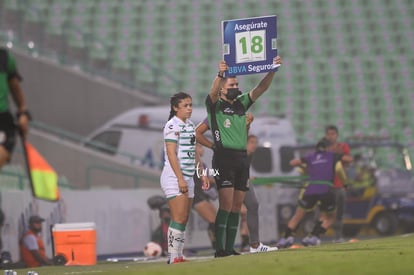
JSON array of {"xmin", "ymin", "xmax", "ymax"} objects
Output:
[
  {"xmin": 30, "ymin": 120, "xmax": 162, "ymax": 167},
  {"xmin": 85, "ymin": 164, "xmax": 160, "ymax": 189},
  {"xmin": 0, "ymin": 166, "xmax": 74, "ymax": 190}
]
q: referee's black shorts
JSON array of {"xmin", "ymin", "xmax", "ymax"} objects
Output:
[
  {"xmin": 0, "ymin": 111, "xmax": 17, "ymax": 154},
  {"xmin": 212, "ymin": 148, "xmax": 249, "ymax": 192}
]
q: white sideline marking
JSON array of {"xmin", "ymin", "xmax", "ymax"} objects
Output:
[
  {"xmin": 63, "ymin": 271, "xmax": 103, "ymax": 274},
  {"xmin": 107, "ymin": 255, "xmax": 215, "ymax": 264}
]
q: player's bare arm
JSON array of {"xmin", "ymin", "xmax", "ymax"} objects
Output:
[
  {"xmin": 289, "ymin": 158, "xmax": 302, "ymax": 167},
  {"xmin": 342, "ymin": 154, "xmax": 353, "ymax": 164}
]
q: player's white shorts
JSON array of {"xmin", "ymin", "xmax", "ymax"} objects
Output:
[{"xmin": 160, "ymin": 167, "xmax": 195, "ymax": 199}]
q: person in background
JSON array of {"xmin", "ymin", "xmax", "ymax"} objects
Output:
[
  {"xmin": 192, "ymin": 143, "xmax": 218, "ymax": 250},
  {"xmin": 239, "ymin": 114, "xmax": 255, "ymax": 251},
  {"xmin": 19, "ymin": 215, "xmax": 52, "ymax": 267},
  {"xmin": 345, "ymin": 153, "xmax": 376, "ymax": 198},
  {"xmin": 147, "ymin": 195, "xmax": 171, "ymax": 256},
  {"xmin": 243, "ymin": 134, "xmax": 278, "ymax": 253},
  {"xmin": 276, "ymin": 138, "xmax": 349, "ymax": 248},
  {"xmin": 0, "ymin": 47, "xmax": 31, "ymax": 171},
  {"xmin": 324, "ymin": 125, "xmax": 352, "ymax": 242}
]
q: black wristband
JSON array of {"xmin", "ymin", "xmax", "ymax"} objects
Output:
[
  {"xmin": 217, "ymin": 72, "xmax": 225, "ymax": 79},
  {"xmin": 16, "ymin": 110, "xmax": 32, "ymax": 120}
]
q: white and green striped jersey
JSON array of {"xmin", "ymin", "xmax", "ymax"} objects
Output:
[{"xmin": 163, "ymin": 116, "xmax": 196, "ymax": 177}]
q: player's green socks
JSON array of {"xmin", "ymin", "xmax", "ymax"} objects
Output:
[
  {"xmin": 215, "ymin": 209, "xmax": 230, "ymax": 251},
  {"xmin": 168, "ymin": 221, "xmax": 186, "ymax": 261},
  {"xmin": 225, "ymin": 212, "xmax": 240, "ymax": 253}
]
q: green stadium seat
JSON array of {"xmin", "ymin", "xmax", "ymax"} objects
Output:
[
  {"xmin": 23, "ymin": 3, "xmax": 46, "ymax": 23},
  {"xmin": 71, "ymin": 0, "xmax": 94, "ymax": 14},
  {"xmin": 88, "ymin": 40, "xmax": 110, "ymax": 74},
  {"xmin": 66, "ymin": 29, "xmax": 86, "ymax": 49},
  {"xmin": 4, "ymin": 0, "xmax": 19, "ymax": 10},
  {"xmin": 134, "ymin": 65, "xmax": 156, "ymax": 89},
  {"xmin": 112, "ymin": 47, "xmax": 131, "ymax": 71}
]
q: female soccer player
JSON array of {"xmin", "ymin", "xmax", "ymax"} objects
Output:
[{"xmin": 160, "ymin": 92, "xmax": 209, "ymax": 264}]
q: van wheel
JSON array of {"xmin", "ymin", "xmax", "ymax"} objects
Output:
[{"xmin": 372, "ymin": 212, "xmax": 398, "ymax": 236}]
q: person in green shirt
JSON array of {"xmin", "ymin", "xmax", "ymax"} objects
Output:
[
  {"xmin": 205, "ymin": 56, "xmax": 282, "ymax": 257},
  {"xmin": 0, "ymin": 47, "xmax": 30, "ymax": 170}
]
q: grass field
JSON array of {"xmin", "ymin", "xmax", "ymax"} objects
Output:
[{"xmin": 12, "ymin": 234, "xmax": 414, "ymax": 275}]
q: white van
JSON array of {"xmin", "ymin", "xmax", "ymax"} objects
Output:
[
  {"xmin": 84, "ymin": 106, "xmax": 298, "ymax": 177},
  {"xmin": 249, "ymin": 116, "xmax": 298, "ymax": 178},
  {"xmin": 84, "ymin": 106, "xmax": 210, "ymax": 170}
]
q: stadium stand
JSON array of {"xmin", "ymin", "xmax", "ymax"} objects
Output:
[{"xmin": 0, "ymin": 0, "xmax": 413, "ymax": 157}]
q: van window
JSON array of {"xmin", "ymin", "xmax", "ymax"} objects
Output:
[
  {"xmin": 279, "ymin": 146, "xmax": 295, "ymax": 173},
  {"xmin": 251, "ymin": 147, "xmax": 273, "ymax": 173},
  {"xmin": 85, "ymin": 130, "xmax": 121, "ymax": 155}
]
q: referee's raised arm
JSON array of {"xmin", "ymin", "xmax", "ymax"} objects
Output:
[
  {"xmin": 249, "ymin": 55, "xmax": 282, "ymax": 102},
  {"xmin": 209, "ymin": 60, "xmax": 228, "ymax": 103}
]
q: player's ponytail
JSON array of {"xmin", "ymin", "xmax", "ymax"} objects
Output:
[{"xmin": 168, "ymin": 92, "xmax": 192, "ymax": 121}]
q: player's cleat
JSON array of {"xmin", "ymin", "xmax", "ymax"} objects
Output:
[
  {"xmin": 276, "ymin": 236, "xmax": 294, "ymax": 248},
  {"xmin": 214, "ymin": 250, "xmax": 230, "ymax": 258},
  {"xmin": 167, "ymin": 256, "xmax": 188, "ymax": 264},
  {"xmin": 301, "ymin": 235, "xmax": 321, "ymax": 246},
  {"xmin": 249, "ymin": 243, "xmax": 279, "ymax": 253},
  {"xmin": 228, "ymin": 250, "xmax": 241, "ymax": 256},
  {"xmin": 214, "ymin": 249, "xmax": 241, "ymax": 258}
]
